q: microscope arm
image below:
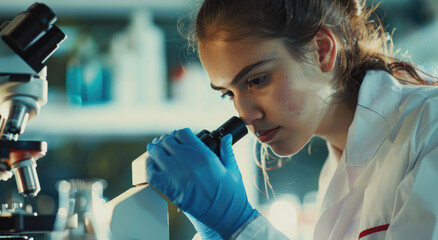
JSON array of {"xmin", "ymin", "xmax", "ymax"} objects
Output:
[
  {"xmin": 105, "ymin": 151, "xmax": 170, "ymax": 240},
  {"xmin": 132, "ymin": 151, "xmax": 150, "ymax": 186}
]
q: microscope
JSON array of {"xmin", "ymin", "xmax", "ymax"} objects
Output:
[
  {"xmin": 0, "ymin": 2, "xmax": 66, "ymax": 237},
  {"xmin": 0, "ymin": 3, "xmax": 246, "ymax": 240},
  {"xmin": 106, "ymin": 116, "xmax": 248, "ymax": 239}
]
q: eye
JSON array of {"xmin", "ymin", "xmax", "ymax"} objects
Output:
[
  {"xmin": 220, "ymin": 91, "xmax": 234, "ymax": 100},
  {"xmin": 248, "ymin": 75, "xmax": 268, "ymax": 88}
]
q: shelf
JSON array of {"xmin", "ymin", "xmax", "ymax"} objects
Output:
[
  {"xmin": 23, "ymin": 102, "xmax": 238, "ymax": 136},
  {"xmin": 0, "ymin": 0, "xmax": 197, "ymax": 18}
]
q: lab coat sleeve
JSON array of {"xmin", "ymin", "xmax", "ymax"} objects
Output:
[
  {"xmin": 386, "ymin": 122, "xmax": 438, "ymax": 239},
  {"xmin": 191, "ymin": 214, "xmax": 290, "ymax": 240},
  {"xmin": 230, "ymin": 214, "xmax": 289, "ymax": 240}
]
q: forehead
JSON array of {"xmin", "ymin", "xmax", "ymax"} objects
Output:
[
  {"xmin": 198, "ymin": 38, "xmax": 282, "ymax": 83},
  {"xmin": 199, "ymin": 38, "xmax": 281, "ymax": 62}
]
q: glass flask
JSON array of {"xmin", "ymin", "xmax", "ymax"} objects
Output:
[{"xmin": 51, "ymin": 179, "xmax": 112, "ymax": 240}]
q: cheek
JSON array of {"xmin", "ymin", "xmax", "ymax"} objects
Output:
[
  {"xmin": 274, "ymin": 79, "xmax": 304, "ymax": 117},
  {"xmin": 285, "ymin": 95, "xmax": 304, "ymax": 116}
]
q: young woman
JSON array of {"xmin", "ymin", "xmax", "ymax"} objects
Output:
[{"xmin": 146, "ymin": 0, "xmax": 438, "ymax": 239}]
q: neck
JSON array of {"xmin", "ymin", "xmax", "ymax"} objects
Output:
[{"xmin": 316, "ymin": 100, "xmax": 355, "ymax": 154}]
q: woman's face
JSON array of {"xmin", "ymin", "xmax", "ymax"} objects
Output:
[{"xmin": 199, "ymin": 37, "xmax": 335, "ymax": 156}]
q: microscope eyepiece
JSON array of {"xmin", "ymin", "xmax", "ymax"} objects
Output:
[
  {"xmin": 197, "ymin": 116, "xmax": 248, "ymax": 156},
  {"xmin": 27, "ymin": 3, "xmax": 57, "ymax": 26},
  {"xmin": 27, "ymin": 25, "xmax": 66, "ymax": 64},
  {"xmin": 1, "ymin": 3, "xmax": 55, "ymax": 51},
  {"xmin": 0, "ymin": 2, "xmax": 66, "ymax": 72}
]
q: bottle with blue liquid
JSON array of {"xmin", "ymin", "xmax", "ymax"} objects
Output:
[{"xmin": 66, "ymin": 34, "xmax": 111, "ymax": 106}]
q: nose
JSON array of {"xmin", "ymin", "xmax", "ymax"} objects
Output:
[{"xmin": 234, "ymin": 94, "xmax": 263, "ymax": 126}]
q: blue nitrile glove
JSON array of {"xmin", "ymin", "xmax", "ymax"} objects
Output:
[{"xmin": 146, "ymin": 128, "xmax": 258, "ymax": 239}]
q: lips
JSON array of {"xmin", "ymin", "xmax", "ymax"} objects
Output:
[{"xmin": 256, "ymin": 127, "xmax": 280, "ymax": 143}]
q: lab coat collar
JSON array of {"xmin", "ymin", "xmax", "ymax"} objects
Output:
[
  {"xmin": 317, "ymin": 70, "xmax": 402, "ymax": 221},
  {"xmin": 344, "ymin": 70, "xmax": 402, "ymax": 166}
]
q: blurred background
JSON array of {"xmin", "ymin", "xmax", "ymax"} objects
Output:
[{"xmin": 0, "ymin": 0, "xmax": 437, "ymax": 239}]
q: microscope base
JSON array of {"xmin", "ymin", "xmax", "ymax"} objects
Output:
[{"xmin": 0, "ymin": 214, "xmax": 55, "ymax": 233}]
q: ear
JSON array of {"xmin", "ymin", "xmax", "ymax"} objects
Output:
[{"xmin": 315, "ymin": 27, "xmax": 337, "ymax": 73}]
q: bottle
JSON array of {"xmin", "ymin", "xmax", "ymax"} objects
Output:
[
  {"xmin": 66, "ymin": 34, "xmax": 111, "ymax": 106},
  {"xmin": 109, "ymin": 10, "xmax": 166, "ymax": 107}
]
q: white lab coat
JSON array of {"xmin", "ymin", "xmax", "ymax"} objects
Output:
[
  {"xmin": 223, "ymin": 70, "xmax": 438, "ymax": 240},
  {"xmin": 191, "ymin": 70, "xmax": 438, "ymax": 239}
]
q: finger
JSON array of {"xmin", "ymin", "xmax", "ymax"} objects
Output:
[
  {"xmin": 154, "ymin": 132, "xmax": 184, "ymax": 153},
  {"xmin": 160, "ymin": 134, "xmax": 184, "ymax": 156},
  {"xmin": 174, "ymin": 128, "xmax": 206, "ymax": 148},
  {"xmin": 170, "ymin": 130, "xmax": 178, "ymax": 137},
  {"xmin": 147, "ymin": 143, "xmax": 173, "ymax": 171},
  {"xmin": 154, "ymin": 133, "xmax": 168, "ymax": 144},
  {"xmin": 147, "ymin": 142, "xmax": 168, "ymax": 156},
  {"xmin": 147, "ymin": 155, "xmax": 161, "ymax": 172},
  {"xmin": 220, "ymin": 134, "xmax": 239, "ymax": 173},
  {"xmin": 153, "ymin": 130, "xmax": 180, "ymax": 146},
  {"xmin": 146, "ymin": 158, "xmax": 167, "ymax": 186}
]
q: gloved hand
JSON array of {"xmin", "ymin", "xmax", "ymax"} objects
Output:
[{"xmin": 146, "ymin": 128, "xmax": 257, "ymax": 239}]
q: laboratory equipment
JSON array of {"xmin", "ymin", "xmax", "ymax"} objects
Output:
[
  {"xmin": 107, "ymin": 116, "xmax": 248, "ymax": 239},
  {"xmin": 0, "ymin": 1, "xmax": 66, "ymax": 238},
  {"xmin": 132, "ymin": 116, "xmax": 248, "ymax": 185},
  {"xmin": 196, "ymin": 116, "xmax": 248, "ymax": 156},
  {"xmin": 52, "ymin": 179, "xmax": 112, "ymax": 240}
]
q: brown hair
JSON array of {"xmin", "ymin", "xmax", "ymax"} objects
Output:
[{"xmin": 182, "ymin": 0, "xmax": 438, "ymax": 108}]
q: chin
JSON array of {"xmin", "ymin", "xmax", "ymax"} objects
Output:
[{"xmin": 269, "ymin": 143, "xmax": 302, "ymax": 157}]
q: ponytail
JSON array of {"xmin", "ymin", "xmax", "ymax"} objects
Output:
[{"xmin": 347, "ymin": 0, "xmax": 363, "ymax": 17}]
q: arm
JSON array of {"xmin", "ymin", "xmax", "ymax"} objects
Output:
[
  {"xmin": 386, "ymin": 123, "xmax": 438, "ymax": 239},
  {"xmin": 231, "ymin": 214, "xmax": 290, "ymax": 240},
  {"xmin": 191, "ymin": 213, "xmax": 290, "ymax": 240}
]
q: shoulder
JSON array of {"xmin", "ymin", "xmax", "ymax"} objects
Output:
[
  {"xmin": 360, "ymin": 70, "xmax": 438, "ymax": 163},
  {"xmin": 390, "ymin": 80, "xmax": 438, "ymax": 170},
  {"xmin": 398, "ymin": 83, "xmax": 438, "ymax": 136}
]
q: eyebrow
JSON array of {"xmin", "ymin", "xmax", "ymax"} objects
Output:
[{"xmin": 210, "ymin": 58, "xmax": 276, "ymax": 90}]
